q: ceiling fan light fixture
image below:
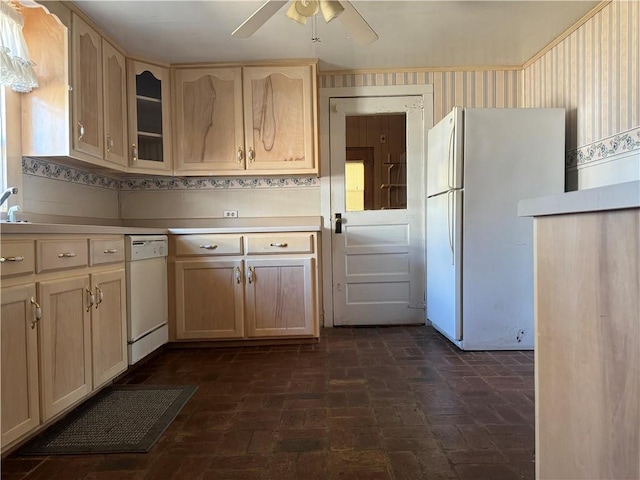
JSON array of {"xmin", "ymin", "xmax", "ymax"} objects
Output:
[
  {"xmin": 319, "ymin": 1, "xmax": 344, "ymax": 22},
  {"xmin": 285, "ymin": 2, "xmax": 308, "ymax": 24}
]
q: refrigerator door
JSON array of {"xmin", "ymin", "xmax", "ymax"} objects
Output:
[
  {"xmin": 426, "ymin": 107, "xmax": 463, "ymax": 197},
  {"xmin": 426, "ymin": 189, "xmax": 463, "ymax": 343}
]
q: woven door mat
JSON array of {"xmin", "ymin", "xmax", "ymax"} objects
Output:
[{"xmin": 20, "ymin": 385, "xmax": 197, "ymax": 455}]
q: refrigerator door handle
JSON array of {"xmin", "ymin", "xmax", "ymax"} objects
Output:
[
  {"xmin": 447, "ymin": 123, "xmax": 456, "ymax": 190},
  {"xmin": 447, "ymin": 190, "xmax": 454, "ymax": 265}
]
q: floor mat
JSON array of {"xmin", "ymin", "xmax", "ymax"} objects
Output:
[{"xmin": 19, "ymin": 385, "xmax": 197, "ymax": 455}]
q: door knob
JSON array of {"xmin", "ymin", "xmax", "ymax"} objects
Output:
[{"xmin": 335, "ymin": 213, "xmax": 342, "ymax": 234}]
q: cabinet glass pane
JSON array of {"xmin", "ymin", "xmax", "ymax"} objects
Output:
[
  {"xmin": 135, "ymin": 70, "xmax": 163, "ymax": 162},
  {"xmin": 138, "ymin": 135, "xmax": 163, "ymax": 162},
  {"xmin": 136, "ymin": 71, "xmax": 162, "ymax": 100},
  {"xmin": 136, "ymin": 99, "xmax": 162, "ymax": 134}
]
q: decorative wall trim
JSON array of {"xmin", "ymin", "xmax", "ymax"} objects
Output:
[
  {"xmin": 22, "ymin": 157, "xmax": 121, "ymax": 190},
  {"xmin": 22, "ymin": 157, "xmax": 320, "ymax": 191},
  {"xmin": 566, "ymin": 126, "xmax": 640, "ymax": 168},
  {"xmin": 119, "ymin": 176, "xmax": 319, "ymax": 191}
]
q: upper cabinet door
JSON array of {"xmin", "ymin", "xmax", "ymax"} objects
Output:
[
  {"xmin": 102, "ymin": 40, "xmax": 127, "ymax": 167},
  {"xmin": 127, "ymin": 60, "xmax": 172, "ymax": 174},
  {"xmin": 243, "ymin": 66, "xmax": 316, "ymax": 174},
  {"xmin": 173, "ymin": 67, "xmax": 245, "ymax": 175},
  {"xmin": 71, "ymin": 14, "xmax": 103, "ymax": 160}
]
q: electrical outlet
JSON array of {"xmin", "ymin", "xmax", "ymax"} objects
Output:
[
  {"xmin": 223, "ymin": 210, "xmax": 238, "ymax": 218},
  {"xmin": 380, "ymin": 134, "xmax": 387, "ymax": 144}
]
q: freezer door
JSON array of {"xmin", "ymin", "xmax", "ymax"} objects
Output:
[
  {"xmin": 426, "ymin": 107, "xmax": 463, "ymax": 196},
  {"xmin": 426, "ymin": 190, "xmax": 462, "ymax": 342}
]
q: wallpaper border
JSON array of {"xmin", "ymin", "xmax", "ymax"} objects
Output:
[
  {"xmin": 566, "ymin": 126, "xmax": 640, "ymax": 168},
  {"xmin": 22, "ymin": 158, "xmax": 320, "ymax": 191}
]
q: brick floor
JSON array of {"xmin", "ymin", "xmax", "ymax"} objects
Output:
[{"xmin": 1, "ymin": 326, "xmax": 535, "ymax": 479}]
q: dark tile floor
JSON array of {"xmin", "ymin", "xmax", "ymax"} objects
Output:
[{"xmin": 2, "ymin": 326, "xmax": 535, "ymax": 480}]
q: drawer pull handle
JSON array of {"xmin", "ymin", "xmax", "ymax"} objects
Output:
[
  {"xmin": 235, "ymin": 266, "xmax": 242, "ymax": 284},
  {"xmin": 0, "ymin": 255, "xmax": 24, "ymax": 263},
  {"xmin": 30, "ymin": 297, "xmax": 41, "ymax": 329},
  {"xmin": 248, "ymin": 147, "xmax": 255, "ymax": 163},
  {"xmin": 58, "ymin": 252, "xmax": 77, "ymax": 258},
  {"xmin": 199, "ymin": 244, "xmax": 218, "ymax": 250},
  {"xmin": 247, "ymin": 266, "xmax": 255, "ymax": 284},
  {"xmin": 77, "ymin": 121, "xmax": 85, "ymax": 141},
  {"xmin": 269, "ymin": 243, "xmax": 288, "ymax": 248},
  {"xmin": 236, "ymin": 147, "xmax": 244, "ymax": 164},
  {"xmin": 86, "ymin": 287, "xmax": 95, "ymax": 312},
  {"xmin": 131, "ymin": 143, "xmax": 138, "ymax": 162},
  {"xmin": 103, "ymin": 249, "xmax": 118, "ymax": 254}
]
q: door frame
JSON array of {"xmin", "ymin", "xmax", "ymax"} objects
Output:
[{"xmin": 319, "ymin": 85, "xmax": 434, "ymax": 327}]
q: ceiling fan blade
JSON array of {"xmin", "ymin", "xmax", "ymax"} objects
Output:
[
  {"xmin": 338, "ymin": 1, "xmax": 378, "ymax": 45},
  {"xmin": 232, "ymin": 0, "xmax": 289, "ymax": 38}
]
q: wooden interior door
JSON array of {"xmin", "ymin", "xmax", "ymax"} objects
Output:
[{"xmin": 330, "ymin": 96, "xmax": 425, "ymax": 326}]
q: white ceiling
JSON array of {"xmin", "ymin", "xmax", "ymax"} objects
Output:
[{"xmin": 71, "ymin": 0, "xmax": 600, "ymax": 71}]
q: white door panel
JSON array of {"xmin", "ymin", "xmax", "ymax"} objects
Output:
[
  {"xmin": 426, "ymin": 190, "xmax": 462, "ymax": 341},
  {"xmin": 330, "ymin": 96, "xmax": 425, "ymax": 326}
]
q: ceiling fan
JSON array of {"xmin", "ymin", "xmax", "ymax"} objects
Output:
[{"xmin": 231, "ymin": 0, "xmax": 378, "ymax": 45}]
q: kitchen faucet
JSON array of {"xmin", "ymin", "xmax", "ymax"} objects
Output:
[{"xmin": 0, "ymin": 187, "xmax": 18, "ymax": 208}]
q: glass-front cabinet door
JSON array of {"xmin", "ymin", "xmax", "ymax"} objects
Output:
[{"xmin": 127, "ymin": 60, "xmax": 172, "ymax": 173}]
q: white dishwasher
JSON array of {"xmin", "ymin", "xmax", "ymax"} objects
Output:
[{"xmin": 125, "ymin": 235, "xmax": 168, "ymax": 365}]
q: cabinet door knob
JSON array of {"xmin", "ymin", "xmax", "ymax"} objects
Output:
[
  {"xmin": 131, "ymin": 144, "xmax": 138, "ymax": 162},
  {"xmin": 247, "ymin": 266, "xmax": 255, "ymax": 284},
  {"xmin": 95, "ymin": 286, "xmax": 104, "ymax": 308},
  {"xmin": 0, "ymin": 255, "xmax": 24, "ymax": 263},
  {"xmin": 236, "ymin": 147, "xmax": 244, "ymax": 164},
  {"xmin": 248, "ymin": 148, "xmax": 255, "ymax": 163},
  {"xmin": 85, "ymin": 287, "xmax": 95, "ymax": 312},
  {"xmin": 30, "ymin": 297, "xmax": 42, "ymax": 329}
]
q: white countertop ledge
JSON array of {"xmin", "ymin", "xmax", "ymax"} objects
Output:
[{"xmin": 518, "ymin": 181, "xmax": 640, "ymax": 217}]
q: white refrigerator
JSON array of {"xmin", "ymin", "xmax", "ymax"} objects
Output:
[{"xmin": 426, "ymin": 107, "xmax": 565, "ymax": 350}]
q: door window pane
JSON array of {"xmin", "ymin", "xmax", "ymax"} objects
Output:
[{"xmin": 345, "ymin": 114, "xmax": 406, "ymax": 210}]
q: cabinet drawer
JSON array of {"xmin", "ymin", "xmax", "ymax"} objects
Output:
[
  {"xmin": 89, "ymin": 238, "xmax": 125, "ymax": 265},
  {"xmin": 36, "ymin": 239, "xmax": 88, "ymax": 273},
  {"xmin": 1, "ymin": 240, "xmax": 35, "ymax": 277},
  {"xmin": 246, "ymin": 233, "xmax": 314, "ymax": 254},
  {"xmin": 174, "ymin": 234, "xmax": 243, "ymax": 256}
]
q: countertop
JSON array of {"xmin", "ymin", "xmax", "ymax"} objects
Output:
[
  {"xmin": 0, "ymin": 216, "xmax": 322, "ymax": 235},
  {"xmin": 518, "ymin": 181, "xmax": 640, "ymax": 217}
]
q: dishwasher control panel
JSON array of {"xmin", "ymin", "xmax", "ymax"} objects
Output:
[{"xmin": 125, "ymin": 235, "xmax": 168, "ymax": 261}]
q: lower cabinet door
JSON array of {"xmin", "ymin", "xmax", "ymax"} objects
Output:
[
  {"xmin": 175, "ymin": 259, "xmax": 244, "ymax": 339},
  {"xmin": 91, "ymin": 269, "xmax": 127, "ymax": 389},
  {"xmin": 245, "ymin": 257, "xmax": 316, "ymax": 337},
  {"xmin": 38, "ymin": 275, "xmax": 92, "ymax": 421},
  {"xmin": 1, "ymin": 284, "xmax": 40, "ymax": 448}
]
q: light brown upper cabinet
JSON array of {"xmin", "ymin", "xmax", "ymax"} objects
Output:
[
  {"xmin": 102, "ymin": 40, "xmax": 128, "ymax": 167},
  {"xmin": 173, "ymin": 64, "xmax": 317, "ymax": 176},
  {"xmin": 127, "ymin": 60, "xmax": 173, "ymax": 174},
  {"xmin": 71, "ymin": 14, "xmax": 103, "ymax": 160},
  {"xmin": 22, "ymin": 8, "xmax": 128, "ymax": 170}
]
